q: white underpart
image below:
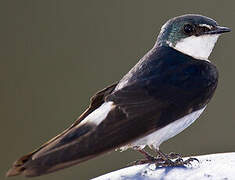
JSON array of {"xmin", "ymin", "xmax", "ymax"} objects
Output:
[
  {"xmin": 120, "ymin": 106, "xmax": 206, "ymax": 151},
  {"xmin": 79, "ymin": 102, "xmax": 114, "ymax": 126},
  {"xmin": 170, "ymin": 34, "xmax": 219, "ymax": 60}
]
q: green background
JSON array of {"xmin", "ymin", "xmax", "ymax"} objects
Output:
[{"xmin": 1, "ymin": 0, "xmax": 234, "ymax": 179}]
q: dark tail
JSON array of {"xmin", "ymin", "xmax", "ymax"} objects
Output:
[{"xmin": 6, "ymin": 123, "xmax": 97, "ymax": 177}]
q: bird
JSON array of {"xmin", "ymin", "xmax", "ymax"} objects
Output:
[{"xmin": 6, "ymin": 14, "xmax": 230, "ymax": 177}]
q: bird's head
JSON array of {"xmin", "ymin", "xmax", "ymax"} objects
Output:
[{"xmin": 157, "ymin": 14, "xmax": 231, "ymax": 60}]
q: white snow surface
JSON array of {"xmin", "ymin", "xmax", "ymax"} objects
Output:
[{"xmin": 93, "ymin": 152, "xmax": 235, "ymax": 180}]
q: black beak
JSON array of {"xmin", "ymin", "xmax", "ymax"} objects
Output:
[{"xmin": 205, "ymin": 26, "xmax": 231, "ymax": 35}]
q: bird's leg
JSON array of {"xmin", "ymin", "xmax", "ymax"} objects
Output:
[
  {"xmin": 128, "ymin": 148, "xmax": 163, "ymax": 166},
  {"xmin": 155, "ymin": 149, "xmax": 175, "ymax": 166},
  {"xmin": 137, "ymin": 149, "xmax": 158, "ymax": 162},
  {"xmin": 167, "ymin": 152, "xmax": 182, "ymax": 159}
]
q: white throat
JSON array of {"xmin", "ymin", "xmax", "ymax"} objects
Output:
[{"xmin": 169, "ymin": 34, "xmax": 219, "ymax": 60}]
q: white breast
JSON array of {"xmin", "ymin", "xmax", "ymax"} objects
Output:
[
  {"xmin": 120, "ymin": 106, "xmax": 206, "ymax": 151},
  {"xmin": 172, "ymin": 34, "xmax": 219, "ymax": 60}
]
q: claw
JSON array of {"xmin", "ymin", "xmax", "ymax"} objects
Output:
[
  {"xmin": 175, "ymin": 158, "xmax": 184, "ymax": 163},
  {"xmin": 183, "ymin": 157, "xmax": 199, "ymax": 165}
]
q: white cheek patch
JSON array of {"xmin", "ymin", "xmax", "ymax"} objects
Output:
[
  {"xmin": 172, "ymin": 34, "xmax": 219, "ymax": 60},
  {"xmin": 79, "ymin": 102, "xmax": 114, "ymax": 126}
]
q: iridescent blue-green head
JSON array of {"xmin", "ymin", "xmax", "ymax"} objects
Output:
[{"xmin": 156, "ymin": 14, "xmax": 231, "ymax": 60}]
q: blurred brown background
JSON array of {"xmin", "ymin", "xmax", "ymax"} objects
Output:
[{"xmin": 0, "ymin": 0, "xmax": 234, "ymax": 179}]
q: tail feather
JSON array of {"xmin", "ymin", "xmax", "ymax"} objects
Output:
[
  {"xmin": 6, "ymin": 83, "xmax": 118, "ymax": 177},
  {"xmin": 6, "ymin": 154, "xmax": 30, "ymax": 177},
  {"xmin": 6, "ymin": 122, "xmax": 95, "ymax": 177}
]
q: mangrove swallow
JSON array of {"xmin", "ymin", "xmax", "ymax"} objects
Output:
[{"xmin": 7, "ymin": 14, "xmax": 231, "ymax": 177}]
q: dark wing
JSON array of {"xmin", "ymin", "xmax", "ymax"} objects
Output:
[
  {"xmin": 6, "ymin": 46, "xmax": 218, "ymax": 177},
  {"xmin": 7, "ymin": 58, "xmax": 217, "ymax": 177},
  {"xmin": 6, "ymin": 82, "xmax": 118, "ymax": 177}
]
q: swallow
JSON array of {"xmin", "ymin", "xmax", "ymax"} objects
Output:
[{"xmin": 6, "ymin": 14, "xmax": 231, "ymax": 177}]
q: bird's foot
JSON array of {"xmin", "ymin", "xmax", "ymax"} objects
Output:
[
  {"xmin": 131, "ymin": 148, "xmax": 199, "ymax": 167},
  {"xmin": 153, "ymin": 152, "xmax": 182, "ymax": 163},
  {"xmin": 157, "ymin": 157, "xmax": 199, "ymax": 167},
  {"xmin": 153, "ymin": 149, "xmax": 199, "ymax": 167}
]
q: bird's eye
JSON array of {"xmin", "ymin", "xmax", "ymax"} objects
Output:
[{"xmin": 183, "ymin": 24, "xmax": 194, "ymax": 34}]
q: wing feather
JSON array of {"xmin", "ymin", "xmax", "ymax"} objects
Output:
[
  {"xmin": 6, "ymin": 82, "xmax": 118, "ymax": 177},
  {"xmin": 7, "ymin": 47, "xmax": 218, "ymax": 177}
]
